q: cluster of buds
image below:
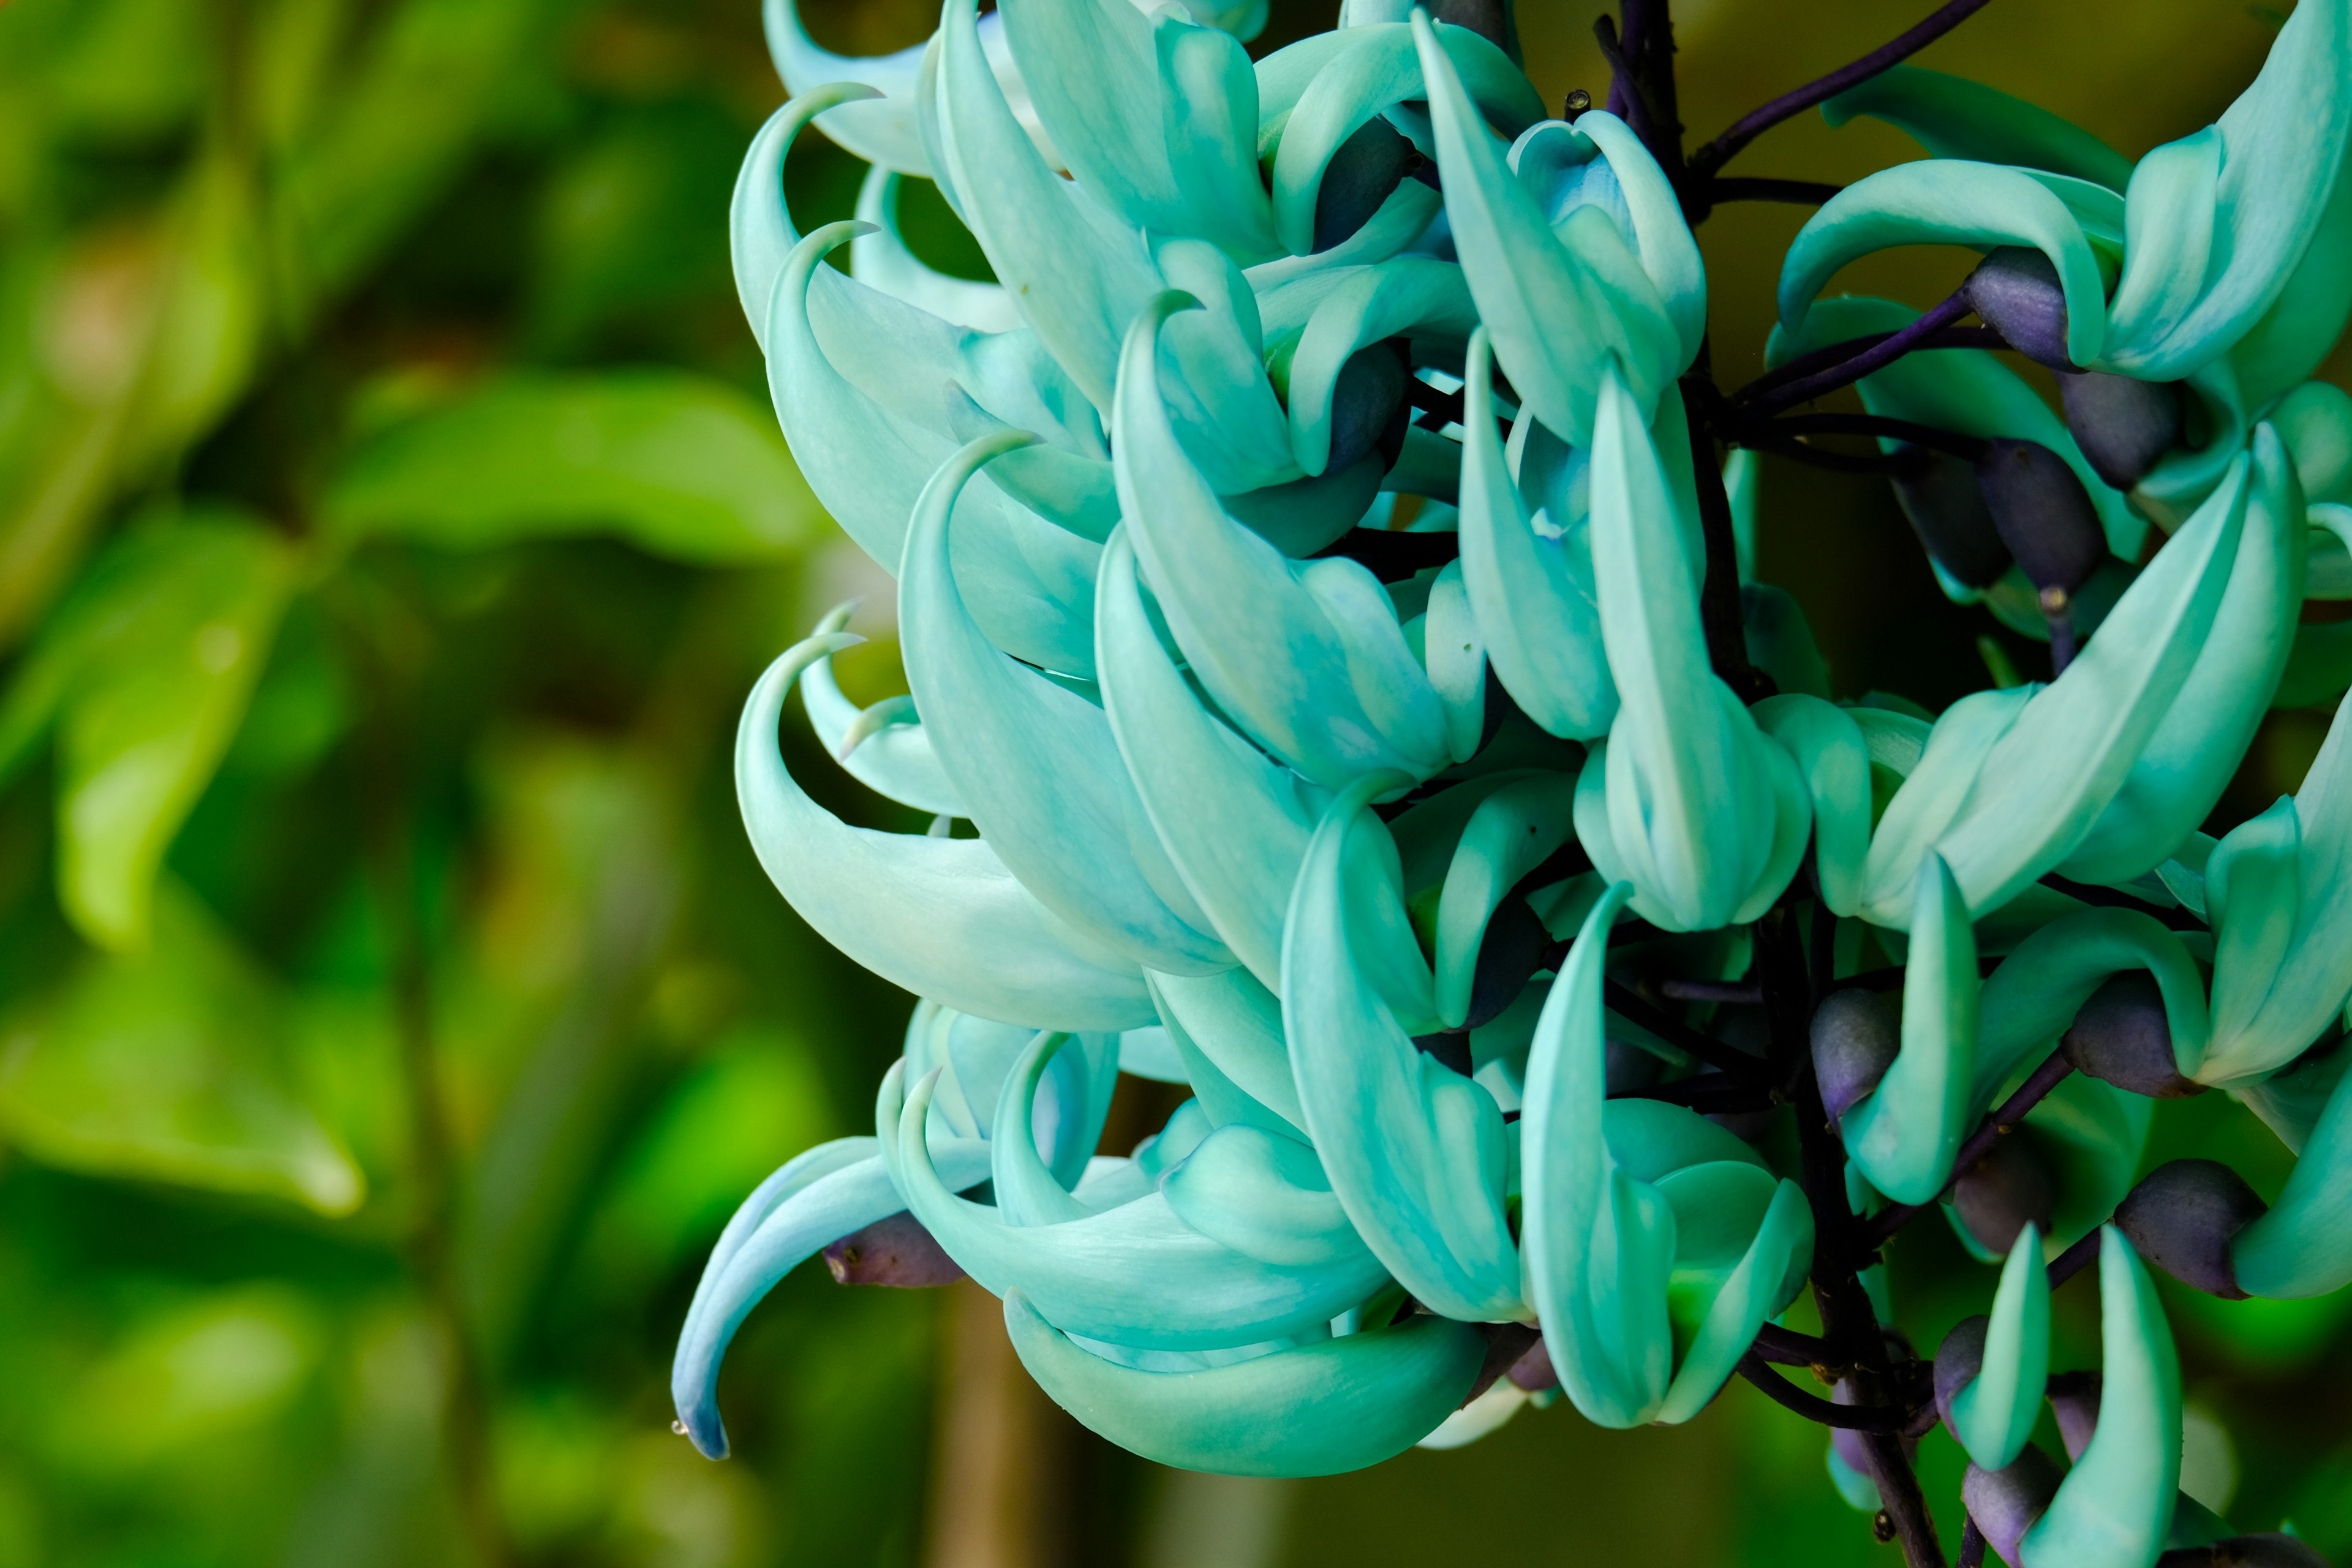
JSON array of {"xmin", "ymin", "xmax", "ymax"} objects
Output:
[{"xmin": 672, "ymin": 0, "xmax": 2352, "ymax": 1560}]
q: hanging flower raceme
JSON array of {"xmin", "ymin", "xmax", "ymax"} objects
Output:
[{"xmin": 672, "ymin": 0, "xmax": 2352, "ymax": 1558}]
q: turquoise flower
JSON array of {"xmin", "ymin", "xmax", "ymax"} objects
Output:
[{"xmin": 676, "ymin": 0, "xmax": 2352, "ymax": 1558}]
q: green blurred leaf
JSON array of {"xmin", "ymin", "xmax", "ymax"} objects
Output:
[
  {"xmin": 323, "ymin": 371, "xmax": 823, "ymax": 565},
  {"xmin": 63, "ymin": 1287, "xmax": 323, "ymax": 1474},
  {"xmin": 0, "ymin": 883, "xmax": 364, "ymax": 1215},
  {"xmin": 0, "ymin": 508, "xmax": 294, "ymax": 950}
]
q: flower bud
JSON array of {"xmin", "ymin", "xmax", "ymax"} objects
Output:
[
  {"xmin": 2113, "ymin": 1159, "xmax": 2268, "ymax": 1298},
  {"xmin": 1890, "ymin": 445, "xmax": 2015, "ymax": 589},
  {"xmin": 2058, "ymin": 372, "xmax": 2185, "ymax": 491},
  {"xmin": 1952, "ymin": 1137, "xmax": 2056, "ymax": 1256},
  {"xmin": 1506, "ymin": 1333, "xmax": 1558, "ymax": 1393},
  {"xmin": 2062, "ymin": 971, "xmax": 2205, "ymax": 1098},
  {"xmin": 1812, "ymin": 987, "xmax": 1899, "ymax": 1123},
  {"xmin": 1963, "ymin": 248, "xmax": 2075, "ymax": 371},
  {"xmin": 2044, "ymin": 1369, "xmax": 2100, "ymax": 1460},
  {"xmin": 1962, "ymin": 1444, "xmax": 2064, "ymax": 1567},
  {"xmin": 1314, "ymin": 118, "xmax": 1420, "ymax": 253},
  {"xmin": 823, "ymin": 1211, "xmax": 967, "ymax": 1287},
  {"xmin": 1975, "ymin": 439, "xmax": 2108, "ymax": 602},
  {"xmin": 1326, "ymin": 342, "xmax": 1412, "ymax": 476},
  {"xmin": 1933, "ymin": 1313, "xmax": 1989, "ymax": 1435}
]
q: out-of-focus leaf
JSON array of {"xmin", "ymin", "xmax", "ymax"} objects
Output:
[
  {"xmin": 0, "ymin": 0, "xmax": 208, "ymax": 148},
  {"xmin": 61, "ymin": 1287, "xmax": 322, "ymax": 1473},
  {"xmin": 323, "ymin": 372, "xmax": 824, "ymax": 565},
  {"xmin": 0, "ymin": 508, "xmax": 295, "ymax": 951},
  {"xmin": 116, "ymin": 155, "xmax": 268, "ymax": 477},
  {"xmin": 0, "ymin": 884, "xmax": 364, "ymax": 1215}
]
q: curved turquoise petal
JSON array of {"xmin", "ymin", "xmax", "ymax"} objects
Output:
[
  {"xmin": 1286, "ymin": 258, "xmax": 1477, "ymax": 475},
  {"xmin": 2230, "ymin": 162, "xmax": 2352, "ymax": 407},
  {"xmin": 2102, "ymin": 0, "xmax": 2352, "ymax": 377},
  {"xmin": 2232, "ymin": 1049, "xmax": 2352, "ymax": 1298},
  {"xmin": 1270, "ymin": 20, "xmax": 1543, "ymax": 257},
  {"xmin": 1576, "ymin": 366, "xmax": 1807, "ymax": 931},
  {"xmin": 798, "ymin": 604, "xmax": 965, "ymax": 815},
  {"xmin": 900, "ymin": 432, "xmax": 1231, "ymax": 974},
  {"xmin": 1414, "ymin": 12, "xmax": 1681, "ymax": 445},
  {"xmin": 1752, "ymin": 695, "xmax": 1871, "ymax": 918},
  {"xmin": 1283, "ymin": 777, "xmax": 1521, "ymax": 1321},
  {"xmin": 990, "ymin": 1031, "xmax": 1099, "ymax": 1226},
  {"xmin": 1455, "ymin": 328, "xmax": 1617, "ymax": 740},
  {"xmin": 1949, "ymin": 1224, "xmax": 2052, "ymax": 1470},
  {"xmin": 892, "ymin": 1067, "xmax": 1389, "ymax": 1349},
  {"xmin": 1656, "ymin": 1175, "xmax": 1812, "ymax": 1424},
  {"xmin": 1432, "ymin": 773, "xmax": 1577, "ymax": 1028},
  {"xmin": 1866, "ymin": 460, "xmax": 2245, "ymax": 924},
  {"xmin": 1423, "ymin": 560, "xmax": 1487, "ymax": 764},
  {"xmin": 1161, "ymin": 1122, "xmax": 1377, "ymax": 1268},
  {"xmin": 1974, "ymin": 909, "xmax": 2210, "ymax": 1109},
  {"xmin": 1521, "ymin": 880, "xmax": 1676, "ymax": 1427},
  {"xmin": 1776, "ymin": 160, "xmax": 2108, "ymax": 369},
  {"xmin": 1112, "ymin": 293, "xmax": 1449, "ymax": 789},
  {"xmin": 1822, "ymin": 66, "xmax": 2135, "ymax": 191},
  {"xmin": 1602, "ymin": 1098, "xmax": 1771, "ymax": 1183},
  {"xmin": 737, "ymin": 633, "xmax": 1153, "ymax": 1031},
  {"xmin": 1844, "ymin": 853, "xmax": 1979, "ymax": 1206},
  {"xmin": 2019, "ymin": 1229, "xmax": 2182, "ymax": 1568},
  {"xmin": 1095, "ymin": 530, "xmax": 1329, "ymax": 988},
  {"xmin": 1860, "ymin": 685, "xmax": 2032, "ymax": 924},
  {"xmin": 1148, "ymin": 967, "xmax": 1308, "ymax": 1135},
  {"xmin": 2060, "ymin": 439, "xmax": 2300, "ymax": 886},
  {"xmin": 732, "ymin": 84, "xmax": 884, "ymax": 350},
  {"xmin": 671, "ymin": 1139, "xmax": 990, "ymax": 1458},
  {"xmin": 758, "ymin": 0, "xmax": 959, "ymax": 173},
  {"xmin": 2203, "ymin": 690, "xmax": 2352, "ymax": 1085},
  {"xmin": 851, "ymin": 165, "xmax": 1020, "ymax": 332},
  {"xmin": 1005, "ymin": 1291, "xmax": 1480, "ymax": 1476},
  {"xmin": 1513, "ymin": 110, "xmax": 1706, "ymax": 364}
]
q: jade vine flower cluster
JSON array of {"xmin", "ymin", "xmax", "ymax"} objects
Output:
[{"xmin": 673, "ymin": 0, "xmax": 2352, "ymax": 1559}]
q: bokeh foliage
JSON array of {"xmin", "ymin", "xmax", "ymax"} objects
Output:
[{"xmin": 0, "ymin": 0, "xmax": 2348, "ymax": 1565}]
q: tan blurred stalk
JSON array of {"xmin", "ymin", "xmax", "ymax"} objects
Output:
[{"xmin": 924, "ymin": 1278, "xmax": 1067, "ymax": 1568}]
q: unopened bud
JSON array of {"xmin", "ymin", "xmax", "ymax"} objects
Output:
[
  {"xmin": 1952, "ymin": 1137, "xmax": 2056, "ymax": 1257},
  {"xmin": 1812, "ymin": 988, "xmax": 1899, "ymax": 1123},
  {"xmin": 2059, "ymin": 372, "xmax": 2184, "ymax": 491},
  {"xmin": 2045, "ymin": 1369, "xmax": 2100, "ymax": 1460},
  {"xmin": 1506, "ymin": 1333, "xmax": 1558, "ymax": 1393},
  {"xmin": 1314, "ymin": 119, "xmax": 1419, "ymax": 253},
  {"xmin": 1964, "ymin": 248, "xmax": 2074, "ymax": 371},
  {"xmin": 2113, "ymin": 1159, "xmax": 2267, "ymax": 1298},
  {"xmin": 1933, "ymin": 1314, "xmax": 1989, "ymax": 1436},
  {"xmin": 1962, "ymin": 1444, "xmax": 2064, "ymax": 1568},
  {"xmin": 2063, "ymin": 971, "xmax": 2203, "ymax": 1098},
  {"xmin": 1891, "ymin": 446, "xmax": 2015, "ymax": 589},
  {"xmin": 1976, "ymin": 439, "xmax": 2108, "ymax": 598},
  {"xmin": 823, "ymin": 1211, "xmax": 967, "ymax": 1287}
]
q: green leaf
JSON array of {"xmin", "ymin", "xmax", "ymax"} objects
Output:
[
  {"xmin": 0, "ymin": 883, "xmax": 364, "ymax": 1215},
  {"xmin": 323, "ymin": 371, "xmax": 824, "ymax": 565},
  {"xmin": 0, "ymin": 508, "xmax": 295, "ymax": 951}
]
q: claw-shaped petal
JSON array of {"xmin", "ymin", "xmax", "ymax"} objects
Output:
[
  {"xmin": 1822, "ymin": 66, "xmax": 2135, "ymax": 191},
  {"xmin": 1946, "ymin": 1224, "xmax": 2052, "ymax": 1470},
  {"xmin": 1432, "ymin": 773, "xmax": 1577, "ymax": 1030},
  {"xmin": 1845, "ymin": 853, "xmax": 1979, "ymax": 1205},
  {"xmin": 799, "ymin": 604, "xmax": 963, "ymax": 815},
  {"xmin": 2232, "ymin": 1052, "xmax": 2352, "ymax": 1297}
]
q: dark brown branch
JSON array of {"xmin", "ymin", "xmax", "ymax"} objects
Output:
[
  {"xmin": 1738, "ymin": 1354, "xmax": 1911, "ymax": 1431},
  {"xmin": 1736, "ymin": 326, "xmax": 2008, "ymax": 407},
  {"xmin": 1684, "ymin": 373, "xmax": 1771, "ymax": 700},
  {"xmin": 1752, "ymin": 1321, "xmax": 1839, "ymax": 1366},
  {"xmin": 1746, "ymin": 411, "xmax": 1992, "ymax": 464},
  {"xmin": 2048, "ymin": 1227, "xmax": 2103, "ymax": 1288},
  {"xmin": 1660, "ymin": 979, "xmax": 1765, "ymax": 1005},
  {"xmin": 1743, "ymin": 292, "xmax": 1977, "ymax": 415},
  {"xmin": 1692, "ymin": 0, "xmax": 1998, "ymax": 175},
  {"xmin": 1708, "ymin": 175, "xmax": 1844, "ymax": 206}
]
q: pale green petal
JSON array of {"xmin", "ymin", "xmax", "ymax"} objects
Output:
[
  {"xmin": 798, "ymin": 605, "xmax": 965, "ymax": 815},
  {"xmin": 737, "ymin": 634, "xmax": 1153, "ymax": 1031},
  {"xmin": 2019, "ymin": 1230, "xmax": 2182, "ymax": 1568},
  {"xmin": 1161, "ymin": 1122, "xmax": 1376, "ymax": 1268},
  {"xmin": 1423, "ymin": 560, "xmax": 1487, "ymax": 763},
  {"xmin": 1844, "ymin": 854, "xmax": 1979, "ymax": 1205},
  {"xmin": 759, "ymin": 0, "xmax": 936, "ymax": 173},
  {"xmin": 851, "ymin": 165, "xmax": 1020, "ymax": 332},
  {"xmin": 1286, "ymin": 258, "xmax": 1476, "ymax": 476},
  {"xmin": 1005, "ymin": 1292, "xmax": 1480, "ymax": 1476},
  {"xmin": 990, "ymin": 1031, "xmax": 1099, "ymax": 1226},
  {"xmin": 1948, "ymin": 1224, "xmax": 2052, "ymax": 1470},
  {"xmin": 2232, "ymin": 1053, "xmax": 2352, "ymax": 1297},
  {"xmin": 1433, "ymin": 773, "xmax": 1578, "ymax": 1028},
  {"xmin": 1752, "ymin": 695, "xmax": 1871, "ymax": 918},
  {"xmin": 1656, "ymin": 1176, "xmax": 1812, "ymax": 1424},
  {"xmin": 1513, "ymin": 110, "xmax": 1707, "ymax": 364},
  {"xmin": 1973, "ymin": 909, "xmax": 2210, "ymax": 1109},
  {"xmin": 1822, "ymin": 66, "xmax": 2135, "ymax": 190},
  {"xmin": 1147, "ymin": 967, "xmax": 1308, "ymax": 1135}
]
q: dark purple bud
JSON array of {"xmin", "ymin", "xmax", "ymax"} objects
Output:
[
  {"xmin": 1812, "ymin": 988, "xmax": 1899, "ymax": 1123},
  {"xmin": 1325, "ymin": 341, "xmax": 1412, "ymax": 477},
  {"xmin": 2171, "ymin": 1534, "xmax": 2338, "ymax": 1568},
  {"xmin": 1952, "ymin": 1137, "xmax": 2056, "ymax": 1257},
  {"xmin": 2113, "ymin": 1159, "xmax": 2268, "ymax": 1299},
  {"xmin": 1427, "ymin": 0, "xmax": 1522, "ymax": 60},
  {"xmin": 1934, "ymin": 1314, "xmax": 1989, "ymax": 1436},
  {"xmin": 1465, "ymin": 892, "xmax": 1547, "ymax": 1031},
  {"xmin": 2064, "ymin": 971, "xmax": 2204, "ymax": 1098},
  {"xmin": 1963, "ymin": 1444, "xmax": 2065, "ymax": 1567},
  {"xmin": 1977, "ymin": 439, "xmax": 2109, "ymax": 604},
  {"xmin": 2059, "ymin": 372, "xmax": 2185, "ymax": 491},
  {"xmin": 1314, "ymin": 118, "xmax": 1419, "ymax": 253},
  {"xmin": 1506, "ymin": 1333, "xmax": 1558, "ymax": 1392},
  {"xmin": 2045, "ymin": 1369, "xmax": 2101, "ymax": 1461},
  {"xmin": 1892, "ymin": 446, "xmax": 2015, "ymax": 589},
  {"xmin": 1466, "ymin": 1321, "xmax": 1540, "ymax": 1403},
  {"xmin": 823, "ymin": 1211, "xmax": 966, "ymax": 1287},
  {"xmin": 1964, "ymin": 248, "xmax": 2075, "ymax": 371}
]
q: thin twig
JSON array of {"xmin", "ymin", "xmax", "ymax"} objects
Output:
[
  {"xmin": 1743, "ymin": 293, "xmax": 1977, "ymax": 415},
  {"xmin": 1605, "ymin": 979, "xmax": 1770, "ymax": 1081},
  {"xmin": 1708, "ymin": 175, "xmax": 1844, "ymax": 206},
  {"xmin": 1745, "ymin": 411, "xmax": 1992, "ymax": 464},
  {"xmin": 1736, "ymin": 326, "xmax": 2008, "ymax": 406},
  {"xmin": 1660, "ymin": 978, "xmax": 1765, "ymax": 1005},
  {"xmin": 1752, "ymin": 1321, "xmax": 1839, "ymax": 1367},
  {"xmin": 1738, "ymin": 1354, "xmax": 1911, "ymax": 1431},
  {"xmin": 1858, "ymin": 1052, "xmax": 2078, "ymax": 1248},
  {"xmin": 1692, "ymin": 0, "xmax": 1998, "ymax": 174},
  {"xmin": 2048, "ymin": 1227, "xmax": 2103, "ymax": 1288},
  {"xmin": 1684, "ymin": 374, "xmax": 1771, "ymax": 700}
]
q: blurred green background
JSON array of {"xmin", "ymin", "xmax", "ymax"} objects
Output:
[{"xmin": 1, "ymin": 1, "xmax": 2348, "ymax": 1565}]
